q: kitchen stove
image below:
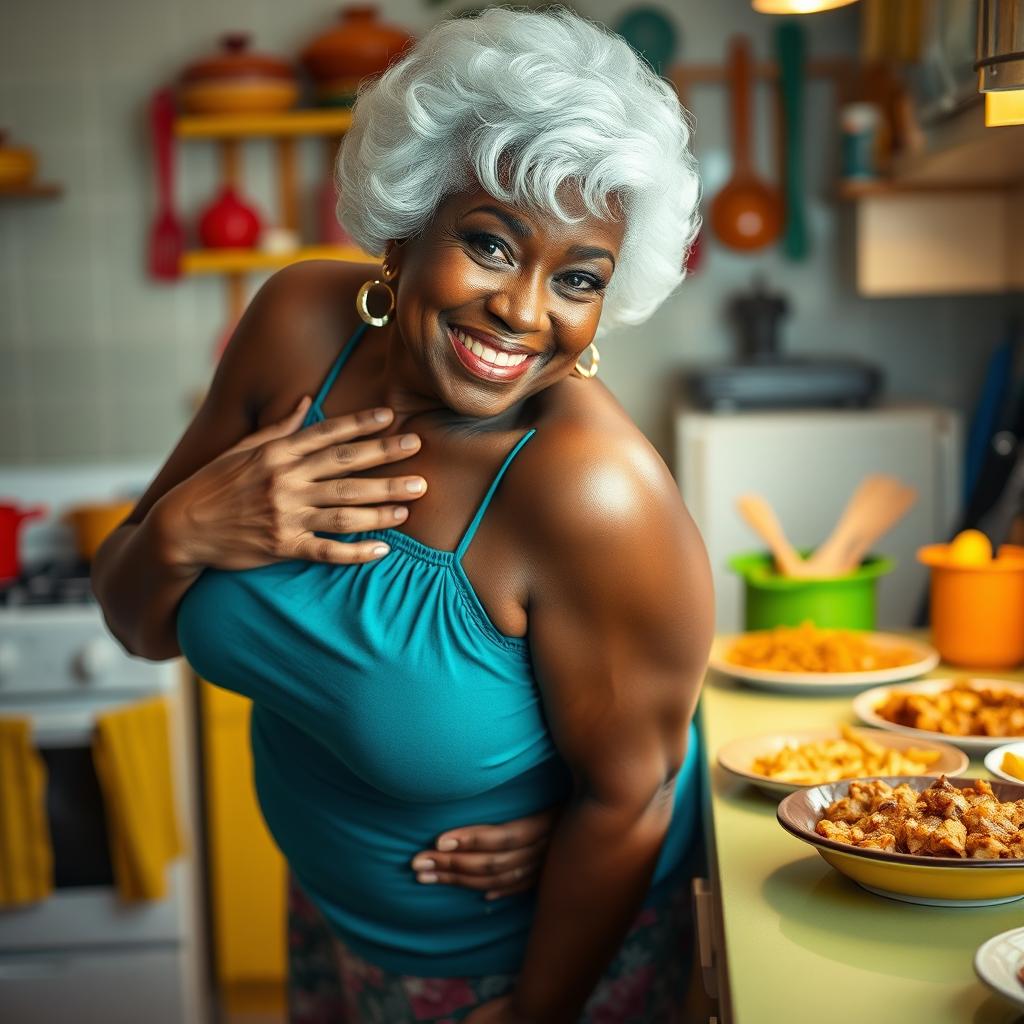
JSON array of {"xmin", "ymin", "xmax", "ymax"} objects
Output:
[
  {"xmin": 0, "ymin": 462, "xmax": 209, "ymax": 1024},
  {"xmin": 0, "ymin": 558, "xmax": 94, "ymax": 607}
]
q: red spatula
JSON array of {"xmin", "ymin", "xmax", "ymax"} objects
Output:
[{"xmin": 148, "ymin": 87, "xmax": 184, "ymax": 280}]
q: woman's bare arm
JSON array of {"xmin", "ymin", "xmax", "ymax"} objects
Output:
[
  {"xmin": 91, "ymin": 268, "xmax": 300, "ymax": 659},
  {"xmin": 91, "ymin": 265, "xmax": 425, "ymax": 660},
  {"xmin": 488, "ymin": 427, "xmax": 714, "ymax": 1023}
]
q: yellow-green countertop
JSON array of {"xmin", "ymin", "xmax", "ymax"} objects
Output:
[{"xmin": 698, "ymin": 644, "xmax": 1024, "ymax": 1024}]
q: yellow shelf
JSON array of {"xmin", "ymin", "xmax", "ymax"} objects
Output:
[
  {"xmin": 182, "ymin": 244, "xmax": 371, "ymax": 274},
  {"xmin": 175, "ymin": 108, "xmax": 353, "ymax": 138}
]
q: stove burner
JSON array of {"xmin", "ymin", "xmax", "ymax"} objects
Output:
[{"xmin": 0, "ymin": 559, "xmax": 96, "ymax": 607}]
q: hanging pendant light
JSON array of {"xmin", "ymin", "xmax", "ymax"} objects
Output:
[
  {"xmin": 752, "ymin": 0, "xmax": 859, "ymax": 12},
  {"xmin": 977, "ymin": 1, "xmax": 1024, "ymax": 126},
  {"xmin": 976, "ymin": 0, "xmax": 1024, "ymax": 93}
]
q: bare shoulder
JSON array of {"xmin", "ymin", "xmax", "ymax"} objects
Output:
[
  {"xmin": 231, "ymin": 259, "xmax": 378, "ymax": 421},
  {"xmin": 514, "ymin": 380, "xmax": 694, "ymax": 551}
]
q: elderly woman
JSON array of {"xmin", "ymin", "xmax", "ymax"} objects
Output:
[{"xmin": 92, "ymin": 6, "xmax": 711, "ymax": 1022}]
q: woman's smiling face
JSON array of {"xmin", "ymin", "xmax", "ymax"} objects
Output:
[{"xmin": 384, "ymin": 181, "xmax": 626, "ymax": 419}]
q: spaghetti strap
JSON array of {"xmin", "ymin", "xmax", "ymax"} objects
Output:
[
  {"xmin": 310, "ymin": 321, "xmax": 371, "ymax": 419},
  {"xmin": 455, "ymin": 429, "xmax": 537, "ymax": 562}
]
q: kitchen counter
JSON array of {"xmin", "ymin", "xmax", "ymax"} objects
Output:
[{"xmin": 697, "ymin": 648, "xmax": 1024, "ymax": 1024}]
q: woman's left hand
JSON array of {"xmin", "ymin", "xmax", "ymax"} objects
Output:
[
  {"xmin": 463, "ymin": 995, "xmax": 530, "ymax": 1024},
  {"xmin": 410, "ymin": 806, "xmax": 559, "ymax": 899}
]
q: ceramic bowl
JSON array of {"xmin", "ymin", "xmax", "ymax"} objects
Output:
[
  {"xmin": 853, "ymin": 677, "xmax": 1024, "ymax": 754},
  {"xmin": 984, "ymin": 742, "xmax": 1024, "ymax": 785},
  {"xmin": 777, "ymin": 776, "xmax": 1024, "ymax": 906}
]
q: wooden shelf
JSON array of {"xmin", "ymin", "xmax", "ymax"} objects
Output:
[
  {"xmin": 667, "ymin": 58, "xmax": 852, "ymax": 91},
  {"xmin": 182, "ymin": 244, "xmax": 371, "ymax": 275},
  {"xmin": 175, "ymin": 109, "xmax": 352, "ymax": 139},
  {"xmin": 890, "ymin": 100, "xmax": 1024, "ymax": 188},
  {"xmin": 0, "ymin": 182, "xmax": 63, "ymax": 199},
  {"xmin": 837, "ymin": 178, "xmax": 1007, "ymax": 200}
]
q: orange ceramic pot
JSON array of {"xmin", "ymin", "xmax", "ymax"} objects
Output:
[
  {"xmin": 65, "ymin": 501, "xmax": 136, "ymax": 561},
  {"xmin": 301, "ymin": 5, "xmax": 415, "ymax": 107},
  {"xmin": 917, "ymin": 543, "xmax": 1024, "ymax": 669}
]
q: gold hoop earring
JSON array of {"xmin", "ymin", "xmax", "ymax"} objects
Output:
[
  {"xmin": 356, "ymin": 262, "xmax": 397, "ymax": 327},
  {"xmin": 574, "ymin": 343, "xmax": 600, "ymax": 379}
]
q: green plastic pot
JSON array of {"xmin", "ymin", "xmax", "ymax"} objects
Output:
[{"xmin": 728, "ymin": 551, "xmax": 894, "ymax": 631}]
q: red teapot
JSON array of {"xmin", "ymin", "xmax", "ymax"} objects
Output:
[{"xmin": 0, "ymin": 502, "xmax": 48, "ymax": 581}]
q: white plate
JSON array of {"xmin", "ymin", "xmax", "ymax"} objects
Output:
[
  {"xmin": 985, "ymin": 742, "xmax": 1024, "ymax": 784},
  {"xmin": 709, "ymin": 632, "xmax": 939, "ymax": 694},
  {"xmin": 853, "ymin": 678, "xmax": 1024, "ymax": 755},
  {"xmin": 717, "ymin": 727, "xmax": 969, "ymax": 798},
  {"xmin": 975, "ymin": 926, "xmax": 1024, "ymax": 1010}
]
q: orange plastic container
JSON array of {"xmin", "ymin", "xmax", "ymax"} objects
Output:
[{"xmin": 917, "ymin": 543, "xmax": 1024, "ymax": 669}]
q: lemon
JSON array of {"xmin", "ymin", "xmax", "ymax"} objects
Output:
[
  {"xmin": 948, "ymin": 529, "xmax": 992, "ymax": 566},
  {"xmin": 1001, "ymin": 751, "xmax": 1024, "ymax": 781}
]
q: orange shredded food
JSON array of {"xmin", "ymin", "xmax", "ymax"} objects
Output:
[{"xmin": 726, "ymin": 622, "xmax": 918, "ymax": 674}]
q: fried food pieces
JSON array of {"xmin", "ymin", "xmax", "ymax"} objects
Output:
[
  {"xmin": 874, "ymin": 679, "xmax": 1024, "ymax": 738},
  {"xmin": 726, "ymin": 622, "xmax": 918, "ymax": 673},
  {"xmin": 816, "ymin": 776, "xmax": 1024, "ymax": 859},
  {"xmin": 751, "ymin": 725, "xmax": 941, "ymax": 785}
]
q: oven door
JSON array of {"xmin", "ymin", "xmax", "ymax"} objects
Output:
[{"xmin": 0, "ymin": 693, "xmax": 189, "ymax": 953}]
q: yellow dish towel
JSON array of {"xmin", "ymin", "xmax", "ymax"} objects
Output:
[
  {"xmin": 93, "ymin": 695, "xmax": 184, "ymax": 902},
  {"xmin": 0, "ymin": 717, "xmax": 54, "ymax": 906}
]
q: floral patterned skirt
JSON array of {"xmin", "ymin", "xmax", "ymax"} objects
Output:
[{"xmin": 287, "ymin": 870, "xmax": 693, "ymax": 1024}]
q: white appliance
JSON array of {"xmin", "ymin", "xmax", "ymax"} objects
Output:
[
  {"xmin": 0, "ymin": 463, "xmax": 209, "ymax": 1024},
  {"xmin": 674, "ymin": 403, "xmax": 962, "ymax": 632}
]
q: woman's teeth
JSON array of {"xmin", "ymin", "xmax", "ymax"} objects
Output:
[{"xmin": 452, "ymin": 327, "xmax": 527, "ymax": 367}]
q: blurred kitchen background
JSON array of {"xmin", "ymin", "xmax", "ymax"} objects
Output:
[{"xmin": 1, "ymin": 0, "xmax": 1023, "ymax": 1022}]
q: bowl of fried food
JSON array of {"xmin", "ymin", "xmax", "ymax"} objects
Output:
[
  {"xmin": 709, "ymin": 622, "xmax": 938, "ymax": 693},
  {"xmin": 854, "ymin": 677, "xmax": 1024, "ymax": 754},
  {"xmin": 718, "ymin": 725, "xmax": 968, "ymax": 798},
  {"xmin": 778, "ymin": 775, "xmax": 1024, "ymax": 906}
]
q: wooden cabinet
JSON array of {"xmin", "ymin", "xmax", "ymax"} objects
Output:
[
  {"xmin": 846, "ymin": 102, "xmax": 1024, "ymax": 296},
  {"xmin": 199, "ymin": 680, "xmax": 287, "ymax": 1016}
]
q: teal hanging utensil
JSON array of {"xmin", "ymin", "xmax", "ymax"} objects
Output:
[
  {"xmin": 614, "ymin": 7, "xmax": 678, "ymax": 76},
  {"xmin": 777, "ymin": 21, "xmax": 808, "ymax": 262}
]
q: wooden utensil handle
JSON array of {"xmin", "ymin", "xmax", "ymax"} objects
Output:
[{"xmin": 729, "ymin": 36, "xmax": 754, "ymax": 175}]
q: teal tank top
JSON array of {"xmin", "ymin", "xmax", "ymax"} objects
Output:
[{"xmin": 176, "ymin": 321, "xmax": 700, "ymax": 975}]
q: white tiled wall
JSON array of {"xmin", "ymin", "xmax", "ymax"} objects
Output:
[{"xmin": 0, "ymin": 0, "xmax": 1017, "ymax": 465}]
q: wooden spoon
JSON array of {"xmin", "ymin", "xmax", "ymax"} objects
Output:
[
  {"xmin": 803, "ymin": 475, "xmax": 917, "ymax": 577},
  {"xmin": 710, "ymin": 36, "xmax": 784, "ymax": 252},
  {"xmin": 735, "ymin": 494, "xmax": 813, "ymax": 577}
]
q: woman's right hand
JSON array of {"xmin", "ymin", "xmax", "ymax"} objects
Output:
[{"xmin": 156, "ymin": 396, "xmax": 427, "ymax": 572}]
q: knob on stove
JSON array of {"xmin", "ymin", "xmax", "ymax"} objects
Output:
[{"xmin": 75, "ymin": 636, "xmax": 119, "ymax": 681}]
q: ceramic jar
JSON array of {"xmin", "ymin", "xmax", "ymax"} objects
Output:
[
  {"xmin": 179, "ymin": 32, "xmax": 299, "ymax": 115},
  {"xmin": 198, "ymin": 185, "xmax": 262, "ymax": 248},
  {"xmin": 918, "ymin": 543, "xmax": 1024, "ymax": 668},
  {"xmin": 301, "ymin": 5, "xmax": 415, "ymax": 107}
]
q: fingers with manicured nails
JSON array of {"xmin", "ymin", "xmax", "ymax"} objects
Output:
[
  {"xmin": 415, "ymin": 865, "xmax": 539, "ymax": 893},
  {"xmin": 432, "ymin": 806, "xmax": 559, "ymax": 854},
  {"xmin": 284, "ymin": 407, "xmax": 395, "ymax": 458},
  {"xmin": 301, "ymin": 432, "xmax": 422, "ymax": 482},
  {"xmin": 292, "ymin": 537, "xmax": 392, "ymax": 565},
  {"xmin": 303, "ymin": 504, "xmax": 411, "ymax": 535},
  {"xmin": 411, "ymin": 839, "xmax": 546, "ymax": 878},
  {"xmin": 305, "ymin": 474, "xmax": 428, "ymax": 508}
]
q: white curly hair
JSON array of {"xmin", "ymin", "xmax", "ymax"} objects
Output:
[{"xmin": 335, "ymin": 5, "xmax": 700, "ymax": 339}]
